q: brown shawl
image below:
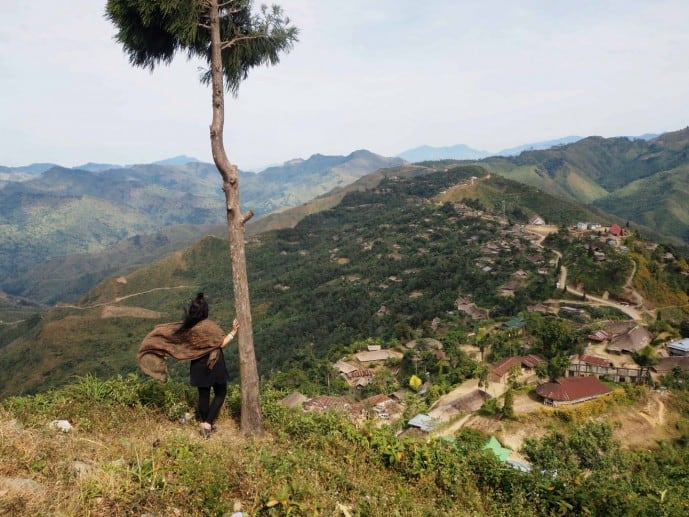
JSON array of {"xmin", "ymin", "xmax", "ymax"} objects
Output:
[{"xmin": 137, "ymin": 319, "xmax": 226, "ymax": 381}]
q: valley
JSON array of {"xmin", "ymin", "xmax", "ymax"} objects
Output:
[{"xmin": 1, "ymin": 138, "xmax": 689, "ymax": 515}]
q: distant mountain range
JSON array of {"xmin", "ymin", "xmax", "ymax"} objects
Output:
[
  {"xmin": 0, "ymin": 164, "xmax": 607, "ymax": 396},
  {"xmin": 1, "ymin": 127, "xmax": 687, "ymax": 308},
  {"xmin": 0, "ymin": 150, "xmax": 404, "ymax": 304},
  {"xmin": 397, "ymin": 133, "xmax": 659, "ymax": 162},
  {"xmin": 478, "ymin": 127, "xmax": 689, "ymax": 245}
]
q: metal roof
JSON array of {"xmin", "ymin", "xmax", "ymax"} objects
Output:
[{"xmin": 668, "ymin": 338, "xmax": 689, "ymax": 352}]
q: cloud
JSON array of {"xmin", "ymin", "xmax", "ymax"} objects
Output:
[{"xmin": 1, "ymin": 0, "xmax": 689, "ymax": 169}]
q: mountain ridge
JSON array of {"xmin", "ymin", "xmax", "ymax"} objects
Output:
[{"xmin": 0, "ymin": 150, "xmax": 405, "ymax": 304}]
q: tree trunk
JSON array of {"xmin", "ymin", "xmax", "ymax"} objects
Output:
[{"xmin": 208, "ymin": 0, "xmax": 263, "ymax": 436}]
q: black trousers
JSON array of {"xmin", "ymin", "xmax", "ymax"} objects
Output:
[{"xmin": 197, "ymin": 383, "xmax": 227, "ymax": 424}]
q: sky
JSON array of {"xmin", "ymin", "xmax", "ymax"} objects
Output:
[{"xmin": 2, "ymin": 0, "xmax": 689, "ymax": 171}]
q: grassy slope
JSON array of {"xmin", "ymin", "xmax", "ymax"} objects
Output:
[
  {"xmin": 594, "ymin": 164, "xmax": 689, "ymax": 243},
  {"xmin": 1, "ymin": 376, "xmax": 688, "ymax": 516}
]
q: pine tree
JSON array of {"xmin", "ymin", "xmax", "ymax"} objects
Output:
[{"xmin": 105, "ymin": 0, "xmax": 298, "ymax": 436}]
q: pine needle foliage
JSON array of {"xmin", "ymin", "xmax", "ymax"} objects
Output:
[{"xmin": 105, "ymin": 0, "xmax": 298, "ymax": 94}]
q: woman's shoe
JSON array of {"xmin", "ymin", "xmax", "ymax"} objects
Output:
[{"xmin": 200, "ymin": 424, "xmax": 212, "ymax": 439}]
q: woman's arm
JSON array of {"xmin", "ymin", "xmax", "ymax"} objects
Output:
[{"xmin": 221, "ymin": 318, "xmax": 240, "ymax": 348}]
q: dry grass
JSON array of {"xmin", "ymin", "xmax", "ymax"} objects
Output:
[{"xmin": 2, "ymin": 376, "xmax": 687, "ymax": 516}]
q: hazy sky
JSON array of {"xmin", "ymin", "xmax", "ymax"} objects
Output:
[{"xmin": 2, "ymin": 1, "xmax": 688, "ymax": 170}]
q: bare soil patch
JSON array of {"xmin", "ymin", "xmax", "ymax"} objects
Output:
[
  {"xmin": 434, "ymin": 388, "xmax": 676, "ymax": 455},
  {"xmin": 100, "ymin": 305, "xmax": 162, "ymax": 319}
]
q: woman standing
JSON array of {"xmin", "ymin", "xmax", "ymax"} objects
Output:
[
  {"xmin": 185, "ymin": 293, "xmax": 239, "ymax": 438},
  {"xmin": 137, "ymin": 292, "xmax": 239, "ymax": 439}
]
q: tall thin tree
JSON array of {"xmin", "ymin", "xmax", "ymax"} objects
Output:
[{"xmin": 106, "ymin": 0, "xmax": 298, "ymax": 435}]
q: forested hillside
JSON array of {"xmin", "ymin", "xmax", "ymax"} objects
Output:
[
  {"xmin": 3, "ymin": 164, "xmax": 689, "ymax": 516},
  {"xmin": 0, "ymin": 164, "xmax": 635, "ymax": 397},
  {"xmin": 479, "ymin": 127, "xmax": 689, "ymax": 245},
  {"xmin": 0, "ymin": 151, "xmax": 402, "ymax": 304}
]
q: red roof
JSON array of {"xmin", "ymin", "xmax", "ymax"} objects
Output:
[
  {"xmin": 491, "ymin": 355, "xmax": 545, "ymax": 377},
  {"xmin": 578, "ymin": 354, "xmax": 612, "ymax": 367},
  {"xmin": 490, "ymin": 357, "xmax": 522, "ymax": 377},
  {"xmin": 587, "ymin": 330, "xmax": 610, "ymax": 342},
  {"xmin": 347, "ymin": 369, "xmax": 373, "ymax": 379},
  {"xmin": 536, "ymin": 377, "xmax": 612, "ymax": 403},
  {"xmin": 522, "ymin": 354, "xmax": 545, "ymax": 368},
  {"xmin": 364, "ymin": 394, "xmax": 391, "ymax": 406}
]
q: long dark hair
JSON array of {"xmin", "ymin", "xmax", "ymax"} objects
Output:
[{"xmin": 179, "ymin": 292, "xmax": 209, "ymax": 331}]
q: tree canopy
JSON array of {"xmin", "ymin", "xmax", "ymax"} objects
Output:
[{"xmin": 106, "ymin": 0, "xmax": 298, "ymax": 94}]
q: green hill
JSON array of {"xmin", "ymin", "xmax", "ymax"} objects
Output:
[
  {"xmin": 0, "ymin": 166, "xmax": 632, "ymax": 397},
  {"xmin": 0, "ymin": 151, "xmax": 404, "ymax": 304},
  {"xmin": 479, "ymin": 127, "xmax": 689, "ymax": 244}
]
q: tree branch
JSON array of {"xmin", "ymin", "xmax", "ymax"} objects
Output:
[
  {"xmin": 218, "ymin": 0, "xmax": 242, "ymax": 10},
  {"xmin": 241, "ymin": 210, "xmax": 254, "ymax": 225},
  {"xmin": 220, "ymin": 32, "xmax": 269, "ymax": 50}
]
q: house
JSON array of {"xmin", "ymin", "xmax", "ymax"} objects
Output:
[
  {"xmin": 609, "ymin": 224, "xmax": 625, "ymax": 237},
  {"xmin": 667, "ymin": 338, "xmax": 689, "ymax": 356},
  {"xmin": 606, "ymin": 325, "xmax": 652, "ymax": 354},
  {"xmin": 501, "ymin": 316, "xmax": 526, "ymax": 335},
  {"xmin": 333, "ymin": 359, "xmax": 359, "ymax": 376},
  {"xmin": 527, "ymin": 303, "xmax": 550, "ymax": 314},
  {"xmin": 346, "ymin": 368, "xmax": 374, "ymax": 388},
  {"xmin": 455, "ymin": 297, "xmax": 489, "ymax": 320},
  {"xmin": 535, "ymin": 376, "xmax": 612, "ymax": 406},
  {"xmin": 354, "ymin": 349, "xmax": 403, "ymax": 363},
  {"xmin": 576, "ymin": 222, "xmax": 589, "ymax": 231},
  {"xmin": 386, "ymin": 391, "xmax": 410, "ymax": 408},
  {"xmin": 529, "ymin": 215, "xmax": 545, "ymax": 226},
  {"xmin": 488, "ymin": 355, "xmax": 544, "ymax": 384},
  {"xmin": 560, "ymin": 306, "xmax": 586, "ymax": 317},
  {"xmin": 572, "ymin": 354, "xmax": 613, "ymax": 368},
  {"xmin": 407, "ymin": 414, "xmax": 439, "ymax": 433},
  {"xmin": 651, "ymin": 356, "xmax": 689, "ymax": 376},
  {"xmin": 568, "ymin": 355, "xmax": 648, "ymax": 383},
  {"xmin": 567, "ymin": 354, "xmax": 613, "ymax": 378},
  {"xmin": 451, "ymin": 389, "xmax": 492, "ymax": 413},
  {"xmin": 499, "ymin": 279, "xmax": 521, "ymax": 297},
  {"xmin": 587, "ymin": 330, "xmax": 610, "ymax": 342},
  {"xmin": 428, "ymin": 389, "xmax": 489, "ymax": 422},
  {"xmin": 363, "ymin": 394, "xmax": 400, "ymax": 419}
]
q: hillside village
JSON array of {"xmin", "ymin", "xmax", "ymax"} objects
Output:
[{"xmin": 277, "ymin": 209, "xmax": 689, "ymax": 469}]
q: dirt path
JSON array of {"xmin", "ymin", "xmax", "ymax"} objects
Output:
[{"xmin": 56, "ymin": 285, "xmax": 191, "ymax": 310}]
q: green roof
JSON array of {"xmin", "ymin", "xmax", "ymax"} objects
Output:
[
  {"xmin": 502, "ymin": 316, "xmax": 525, "ymax": 329},
  {"xmin": 483, "ymin": 436, "xmax": 511, "ymax": 462}
]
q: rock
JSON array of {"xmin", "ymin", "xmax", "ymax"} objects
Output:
[
  {"xmin": 7, "ymin": 418, "xmax": 24, "ymax": 435},
  {"xmin": 71, "ymin": 461, "xmax": 97, "ymax": 478},
  {"xmin": 0, "ymin": 477, "xmax": 45, "ymax": 497},
  {"xmin": 50, "ymin": 420, "xmax": 72, "ymax": 432}
]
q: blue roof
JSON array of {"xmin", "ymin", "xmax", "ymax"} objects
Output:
[
  {"xmin": 668, "ymin": 338, "xmax": 689, "ymax": 352},
  {"xmin": 506, "ymin": 459, "xmax": 532, "ymax": 473},
  {"xmin": 407, "ymin": 414, "xmax": 438, "ymax": 432}
]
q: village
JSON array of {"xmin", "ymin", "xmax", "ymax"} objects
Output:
[{"xmin": 278, "ymin": 215, "xmax": 689, "ymax": 470}]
